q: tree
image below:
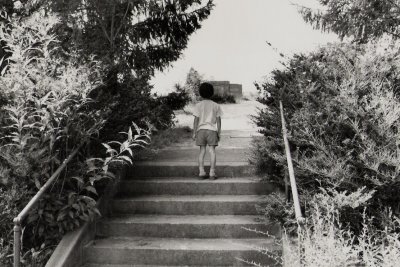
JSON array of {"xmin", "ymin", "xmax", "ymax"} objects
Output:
[
  {"xmin": 184, "ymin": 67, "xmax": 203, "ymax": 101},
  {"xmin": 1, "ymin": 1, "xmax": 214, "ymax": 84},
  {"xmin": 298, "ymin": 0, "xmax": 400, "ymax": 42},
  {"xmin": 49, "ymin": 0, "xmax": 214, "ymax": 83}
]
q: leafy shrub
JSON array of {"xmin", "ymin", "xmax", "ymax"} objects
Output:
[
  {"xmin": 253, "ymin": 37, "xmax": 400, "ymax": 232},
  {"xmin": 0, "ymin": 12, "xmax": 150, "ymax": 266},
  {"xmin": 283, "ymin": 200, "xmax": 400, "ymax": 267},
  {"xmin": 92, "ymin": 78, "xmax": 175, "ymax": 143},
  {"xmin": 158, "ymin": 84, "xmax": 191, "ymax": 111},
  {"xmin": 249, "ymin": 190, "xmax": 400, "ymax": 267}
]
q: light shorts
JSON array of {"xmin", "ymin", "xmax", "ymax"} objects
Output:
[{"xmin": 196, "ymin": 129, "xmax": 219, "ymax": 146}]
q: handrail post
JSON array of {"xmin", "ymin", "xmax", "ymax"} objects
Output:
[
  {"xmin": 13, "ymin": 218, "xmax": 21, "ymax": 267},
  {"xmin": 12, "ymin": 144, "xmax": 83, "ymax": 267}
]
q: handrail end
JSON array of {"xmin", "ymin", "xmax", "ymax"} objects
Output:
[
  {"xmin": 13, "ymin": 217, "xmax": 22, "ymax": 225},
  {"xmin": 297, "ymin": 216, "xmax": 306, "ymax": 226}
]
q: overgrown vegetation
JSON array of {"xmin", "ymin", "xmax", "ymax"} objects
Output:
[
  {"xmin": 298, "ymin": 0, "xmax": 400, "ymax": 43},
  {"xmin": 0, "ymin": 13, "xmax": 145, "ymax": 265},
  {"xmin": 252, "ymin": 2, "xmax": 400, "ymax": 265},
  {"xmin": 0, "ymin": 7, "xmax": 190, "ymax": 265},
  {"xmin": 252, "ymin": 36, "xmax": 400, "ymax": 263},
  {"xmin": 283, "ymin": 195, "xmax": 400, "ymax": 267},
  {"xmin": 0, "ymin": 1, "xmax": 213, "ymax": 266}
]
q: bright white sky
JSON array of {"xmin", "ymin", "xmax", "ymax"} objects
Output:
[{"xmin": 151, "ymin": 0, "xmax": 337, "ymax": 95}]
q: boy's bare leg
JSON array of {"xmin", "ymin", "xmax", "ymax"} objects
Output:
[
  {"xmin": 198, "ymin": 146, "xmax": 207, "ymax": 176},
  {"xmin": 209, "ymin": 146, "xmax": 217, "ymax": 177}
]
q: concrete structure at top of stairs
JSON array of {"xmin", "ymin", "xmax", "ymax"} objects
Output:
[{"xmin": 208, "ymin": 81, "xmax": 243, "ymax": 99}]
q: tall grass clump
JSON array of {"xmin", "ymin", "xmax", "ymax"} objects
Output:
[
  {"xmin": 0, "ymin": 11, "xmax": 149, "ymax": 265},
  {"xmin": 283, "ymin": 190, "xmax": 400, "ymax": 267}
]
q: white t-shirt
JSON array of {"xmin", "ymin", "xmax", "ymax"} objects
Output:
[{"xmin": 193, "ymin": 100, "xmax": 223, "ymax": 132}]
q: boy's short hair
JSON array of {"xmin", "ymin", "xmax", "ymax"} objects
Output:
[{"xmin": 199, "ymin": 82, "xmax": 214, "ymax": 99}]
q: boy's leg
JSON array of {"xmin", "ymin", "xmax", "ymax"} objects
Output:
[
  {"xmin": 209, "ymin": 146, "xmax": 217, "ymax": 178},
  {"xmin": 198, "ymin": 145, "xmax": 207, "ymax": 176}
]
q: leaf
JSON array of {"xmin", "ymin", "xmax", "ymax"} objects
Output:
[
  {"xmin": 125, "ymin": 147, "xmax": 133, "ymax": 157},
  {"xmin": 128, "ymin": 127, "xmax": 133, "ymax": 142},
  {"xmin": 118, "ymin": 155, "xmax": 133, "ymax": 165},
  {"xmin": 34, "ymin": 177, "xmax": 41, "ymax": 189},
  {"xmin": 132, "ymin": 122, "xmax": 141, "ymax": 134},
  {"xmin": 85, "ymin": 186, "xmax": 98, "ymax": 195}
]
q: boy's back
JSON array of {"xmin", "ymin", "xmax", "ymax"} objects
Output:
[
  {"xmin": 193, "ymin": 99, "xmax": 223, "ymax": 132},
  {"xmin": 192, "ymin": 82, "xmax": 222, "ymax": 179}
]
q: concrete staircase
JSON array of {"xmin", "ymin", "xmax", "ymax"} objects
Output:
[{"xmin": 82, "ymin": 134, "xmax": 282, "ymax": 267}]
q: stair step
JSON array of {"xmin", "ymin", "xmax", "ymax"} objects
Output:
[
  {"xmin": 83, "ymin": 265, "xmax": 233, "ymax": 267},
  {"xmin": 129, "ymin": 162, "xmax": 254, "ymax": 178},
  {"xmin": 97, "ymin": 215, "xmax": 280, "ymax": 238},
  {"xmin": 83, "ymin": 265, "xmax": 238, "ymax": 267},
  {"xmin": 118, "ymin": 177, "xmax": 276, "ymax": 196},
  {"xmin": 112, "ymin": 195, "xmax": 265, "ymax": 215},
  {"xmin": 84, "ymin": 237, "xmax": 282, "ymax": 266}
]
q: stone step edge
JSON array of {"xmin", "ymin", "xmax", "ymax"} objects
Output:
[
  {"xmin": 120, "ymin": 177, "xmax": 266, "ymax": 183},
  {"xmin": 99, "ymin": 214, "xmax": 267, "ymax": 225},
  {"xmin": 86, "ymin": 237, "xmax": 280, "ymax": 251},
  {"xmin": 113, "ymin": 195, "xmax": 265, "ymax": 202},
  {"xmin": 133, "ymin": 161, "xmax": 250, "ymax": 166}
]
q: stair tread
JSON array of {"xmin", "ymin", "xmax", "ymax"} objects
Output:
[
  {"xmin": 134, "ymin": 161, "xmax": 249, "ymax": 166},
  {"xmin": 102, "ymin": 214, "xmax": 266, "ymax": 224},
  {"xmin": 114, "ymin": 195, "xmax": 265, "ymax": 202},
  {"xmin": 87, "ymin": 237, "xmax": 278, "ymax": 251},
  {"xmin": 122, "ymin": 177, "xmax": 265, "ymax": 183},
  {"xmin": 84, "ymin": 264, "xmax": 237, "ymax": 267}
]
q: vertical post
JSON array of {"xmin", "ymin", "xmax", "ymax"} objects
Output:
[{"xmin": 13, "ymin": 218, "xmax": 21, "ymax": 267}]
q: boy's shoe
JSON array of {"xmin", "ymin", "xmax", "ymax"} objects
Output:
[
  {"xmin": 209, "ymin": 174, "xmax": 218, "ymax": 180},
  {"xmin": 199, "ymin": 173, "xmax": 208, "ymax": 180}
]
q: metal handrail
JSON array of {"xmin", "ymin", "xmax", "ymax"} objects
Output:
[
  {"xmin": 279, "ymin": 100, "xmax": 305, "ymax": 265},
  {"xmin": 13, "ymin": 145, "xmax": 83, "ymax": 267},
  {"xmin": 279, "ymin": 101, "xmax": 304, "ymax": 223}
]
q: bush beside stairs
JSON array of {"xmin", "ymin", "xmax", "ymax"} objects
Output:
[{"xmin": 82, "ymin": 133, "xmax": 282, "ymax": 267}]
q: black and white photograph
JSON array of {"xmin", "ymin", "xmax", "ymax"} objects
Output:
[{"xmin": 0, "ymin": 0, "xmax": 399, "ymax": 266}]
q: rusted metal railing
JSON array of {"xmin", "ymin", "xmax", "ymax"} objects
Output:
[
  {"xmin": 13, "ymin": 145, "xmax": 82, "ymax": 267},
  {"xmin": 279, "ymin": 101, "xmax": 305, "ymax": 264}
]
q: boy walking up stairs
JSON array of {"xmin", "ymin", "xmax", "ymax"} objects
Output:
[{"xmin": 82, "ymin": 84, "xmax": 282, "ymax": 266}]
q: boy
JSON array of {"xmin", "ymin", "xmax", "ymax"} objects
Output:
[{"xmin": 192, "ymin": 82, "xmax": 223, "ymax": 179}]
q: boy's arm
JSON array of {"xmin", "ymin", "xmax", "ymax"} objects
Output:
[
  {"xmin": 217, "ymin": 116, "xmax": 221, "ymax": 140},
  {"xmin": 192, "ymin": 116, "xmax": 199, "ymax": 140}
]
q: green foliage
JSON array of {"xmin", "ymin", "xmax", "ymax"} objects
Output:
[
  {"xmin": 283, "ymin": 199, "xmax": 400, "ymax": 267},
  {"xmin": 184, "ymin": 67, "xmax": 203, "ymax": 101},
  {"xmin": 258, "ymin": 193, "xmax": 296, "ymax": 233},
  {"xmin": 298, "ymin": 0, "xmax": 400, "ymax": 42},
  {"xmin": 48, "ymin": 0, "xmax": 215, "ymax": 81},
  {"xmin": 94, "ymin": 79, "xmax": 175, "ymax": 143},
  {"xmin": 253, "ymin": 38, "xmax": 400, "ymax": 233},
  {"xmin": 0, "ymin": 13, "xmax": 150, "ymax": 266},
  {"xmin": 159, "ymin": 84, "xmax": 191, "ymax": 111}
]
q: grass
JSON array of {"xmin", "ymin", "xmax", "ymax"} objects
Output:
[
  {"xmin": 149, "ymin": 126, "xmax": 193, "ymax": 149},
  {"xmin": 136, "ymin": 126, "xmax": 193, "ymax": 160}
]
